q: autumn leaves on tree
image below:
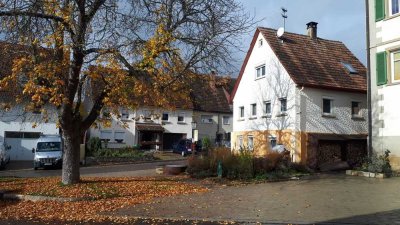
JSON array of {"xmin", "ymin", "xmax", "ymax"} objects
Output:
[{"xmin": 0, "ymin": 0, "xmax": 253, "ymax": 184}]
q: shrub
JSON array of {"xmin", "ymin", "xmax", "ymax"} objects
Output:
[
  {"xmin": 187, "ymin": 155, "xmax": 213, "ymax": 178},
  {"xmin": 201, "ymin": 137, "xmax": 212, "ymax": 152},
  {"xmin": 92, "ymin": 147, "xmax": 154, "ymax": 160},
  {"xmin": 186, "ymin": 147, "xmax": 308, "ymax": 180},
  {"xmin": 365, "ymin": 150, "xmax": 392, "ymax": 175},
  {"xmin": 87, "ymin": 137, "xmax": 102, "ymax": 156}
]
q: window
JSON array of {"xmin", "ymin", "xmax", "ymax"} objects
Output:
[
  {"xmin": 121, "ymin": 109, "xmax": 129, "ymax": 120},
  {"xmin": 238, "ymin": 135, "xmax": 243, "ymax": 149},
  {"xmin": 351, "ymin": 101, "xmax": 361, "ymax": 117},
  {"xmin": 279, "ymin": 98, "xmax": 287, "ymax": 113},
  {"xmin": 255, "ymin": 65, "xmax": 266, "ymax": 79},
  {"xmin": 258, "ymin": 39, "xmax": 263, "ymax": 47},
  {"xmin": 114, "ymin": 131, "xmax": 125, "ymax": 143},
  {"xmin": 341, "ymin": 62, "xmax": 357, "ymax": 74},
  {"xmin": 223, "ymin": 116, "xmax": 230, "ymax": 125},
  {"xmin": 201, "ymin": 115, "xmax": 213, "ymax": 124},
  {"xmin": 391, "ymin": 51, "xmax": 400, "ymax": 83},
  {"xmin": 250, "ymin": 103, "xmax": 257, "ymax": 117},
  {"xmin": 264, "ymin": 101, "xmax": 271, "ymax": 115},
  {"xmin": 161, "ymin": 113, "xmax": 169, "ymax": 121},
  {"xmin": 247, "ymin": 136, "xmax": 254, "ymax": 150},
  {"xmin": 100, "ymin": 130, "xmax": 112, "ymax": 141},
  {"xmin": 239, "ymin": 106, "xmax": 244, "ymax": 118},
  {"xmin": 322, "ymin": 98, "xmax": 333, "ymax": 115},
  {"xmin": 143, "ymin": 110, "xmax": 152, "ymax": 120},
  {"xmin": 391, "ymin": 0, "xmax": 400, "ymax": 15},
  {"xmin": 269, "ymin": 136, "xmax": 277, "ymax": 148},
  {"xmin": 177, "ymin": 112, "xmax": 185, "ymax": 123}
]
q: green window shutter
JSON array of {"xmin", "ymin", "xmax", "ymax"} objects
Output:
[
  {"xmin": 376, "ymin": 52, "xmax": 387, "ymax": 86},
  {"xmin": 375, "ymin": 0, "xmax": 385, "ymax": 21}
]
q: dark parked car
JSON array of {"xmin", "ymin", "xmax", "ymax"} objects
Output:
[{"xmin": 172, "ymin": 139, "xmax": 193, "ymax": 156}]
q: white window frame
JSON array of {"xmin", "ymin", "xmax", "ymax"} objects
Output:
[
  {"xmin": 255, "ymin": 64, "xmax": 266, "ymax": 79},
  {"xmin": 247, "ymin": 135, "xmax": 254, "ymax": 151},
  {"xmin": 121, "ymin": 109, "xmax": 129, "ymax": 120},
  {"xmin": 391, "ymin": 50, "xmax": 400, "ymax": 83},
  {"xmin": 279, "ymin": 98, "xmax": 287, "ymax": 113},
  {"xmin": 114, "ymin": 131, "xmax": 125, "ymax": 143},
  {"xmin": 100, "ymin": 130, "xmax": 112, "ymax": 141},
  {"xmin": 177, "ymin": 112, "xmax": 185, "ymax": 123},
  {"xmin": 238, "ymin": 135, "xmax": 243, "ymax": 149},
  {"xmin": 269, "ymin": 136, "xmax": 277, "ymax": 149},
  {"xmin": 239, "ymin": 106, "xmax": 245, "ymax": 119},
  {"xmin": 264, "ymin": 101, "xmax": 272, "ymax": 116},
  {"xmin": 250, "ymin": 103, "xmax": 257, "ymax": 118},
  {"xmin": 201, "ymin": 115, "xmax": 213, "ymax": 124},
  {"xmin": 222, "ymin": 116, "xmax": 230, "ymax": 125},
  {"xmin": 390, "ymin": 0, "xmax": 400, "ymax": 16},
  {"xmin": 322, "ymin": 97, "xmax": 334, "ymax": 116}
]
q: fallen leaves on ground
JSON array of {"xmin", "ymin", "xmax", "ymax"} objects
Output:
[{"xmin": 0, "ymin": 176, "xmax": 208, "ymax": 223}]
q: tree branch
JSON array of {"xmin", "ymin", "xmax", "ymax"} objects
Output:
[{"xmin": 0, "ymin": 10, "xmax": 75, "ymax": 36}]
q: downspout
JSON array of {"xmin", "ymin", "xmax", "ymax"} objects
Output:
[{"xmin": 365, "ymin": 0, "xmax": 373, "ymax": 158}]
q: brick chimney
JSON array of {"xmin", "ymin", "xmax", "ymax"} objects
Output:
[{"xmin": 306, "ymin": 22, "xmax": 318, "ymax": 39}]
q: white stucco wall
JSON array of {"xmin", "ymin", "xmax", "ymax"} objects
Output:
[
  {"xmin": 0, "ymin": 105, "xmax": 59, "ymax": 143},
  {"xmin": 369, "ymin": 0, "xmax": 400, "ymax": 155},
  {"xmin": 233, "ymin": 32, "xmax": 297, "ymax": 133},
  {"xmin": 193, "ymin": 111, "xmax": 232, "ymax": 141},
  {"xmin": 300, "ymin": 88, "xmax": 367, "ymax": 134}
]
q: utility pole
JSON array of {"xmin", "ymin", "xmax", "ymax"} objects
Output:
[{"xmin": 281, "ymin": 7, "xmax": 288, "ymax": 30}]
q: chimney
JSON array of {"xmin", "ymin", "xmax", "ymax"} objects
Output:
[{"xmin": 306, "ymin": 21, "xmax": 318, "ymax": 39}]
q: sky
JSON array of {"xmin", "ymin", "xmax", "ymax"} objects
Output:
[{"xmin": 232, "ymin": 0, "xmax": 366, "ymax": 76}]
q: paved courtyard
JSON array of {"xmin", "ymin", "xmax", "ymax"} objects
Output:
[{"xmin": 111, "ymin": 174, "xmax": 400, "ymax": 224}]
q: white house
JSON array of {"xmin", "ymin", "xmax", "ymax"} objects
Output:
[
  {"xmin": 231, "ymin": 23, "xmax": 368, "ymax": 169},
  {"xmin": 90, "ymin": 107, "xmax": 194, "ymax": 150},
  {"xmin": 89, "ymin": 73, "xmax": 233, "ymax": 150},
  {"xmin": 368, "ymin": 0, "xmax": 400, "ymax": 170}
]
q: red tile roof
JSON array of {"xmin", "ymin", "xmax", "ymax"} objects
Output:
[{"xmin": 231, "ymin": 27, "xmax": 367, "ymax": 102}]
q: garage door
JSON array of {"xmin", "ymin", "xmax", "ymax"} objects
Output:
[{"xmin": 5, "ymin": 132, "xmax": 41, "ymax": 161}]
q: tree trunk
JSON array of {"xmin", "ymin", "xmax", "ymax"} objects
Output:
[{"xmin": 61, "ymin": 128, "xmax": 81, "ymax": 185}]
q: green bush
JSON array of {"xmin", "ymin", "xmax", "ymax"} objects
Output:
[
  {"xmin": 87, "ymin": 137, "xmax": 102, "ymax": 156},
  {"xmin": 93, "ymin": 147, "xmax": 152, "ymax": 160},
  {"xmin": 201, "ymin": 137, "xmax": 212, "ymax": 152}
]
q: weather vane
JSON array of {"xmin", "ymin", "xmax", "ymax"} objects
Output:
[{"xmin": 281, "ymin": 7, "xmax": 288, "ymax": 30}]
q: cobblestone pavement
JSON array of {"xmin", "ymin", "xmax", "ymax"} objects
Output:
[{"xmin": 110, "ymin": 173, "xmax": 400, "ymax": 224}]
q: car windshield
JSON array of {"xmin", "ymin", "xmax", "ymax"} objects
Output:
[{"xmin": 37, "ymin": 142, "xmax": 61, "ymax": 152}]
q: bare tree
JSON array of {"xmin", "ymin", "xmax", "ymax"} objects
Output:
[{"xmin": 0, "ymin": 0, "xmax": 254, "ymax": 184}]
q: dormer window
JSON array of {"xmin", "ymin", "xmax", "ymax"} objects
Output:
[{"xmin": 341, "ymin": 62, "xmax": 357, "ymax": 74}]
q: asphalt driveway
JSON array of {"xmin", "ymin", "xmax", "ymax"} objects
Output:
[
  {"xmin": 110, "ymin": 174, "xmax": 400, "ymax": 224},
  {"xmin": 0, "ymin": 159, "xmax": 186, "ymax": 178}
]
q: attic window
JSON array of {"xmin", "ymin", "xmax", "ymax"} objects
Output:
[
  {"xmin": 258, "ymin": 39, "xmax": 263, "ymax": 47},
  {"xmin": 341, "ymin": 62, "xmax": 357, "ymax": 74}
]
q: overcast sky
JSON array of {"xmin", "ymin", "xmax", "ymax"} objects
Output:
[{"xmin": 232, "ymin": 0, "xmax": 366, "ymax": 76}]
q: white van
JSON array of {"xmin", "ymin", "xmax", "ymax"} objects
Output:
[
  {"xmin": 32, "ymin": 135, "xmax": 63, "ymax": 170},
  {"xmin": 0, "ymin": 142, "xmax": 11, "ymax": 169}
]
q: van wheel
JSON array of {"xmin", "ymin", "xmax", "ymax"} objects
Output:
[{"xmin": 34, "ymin": 167, "xmax": 38, "ymax": 170}]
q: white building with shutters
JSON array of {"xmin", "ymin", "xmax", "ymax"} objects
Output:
[{"xmin": 368, "ymin": 0, "xmax": 400, "ymax": 170}]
